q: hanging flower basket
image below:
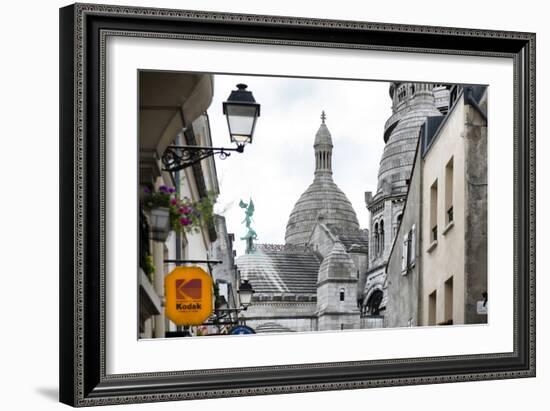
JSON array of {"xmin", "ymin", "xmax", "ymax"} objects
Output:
[{"xmin": 142, "ymin": 185, "xmax": 216, "ymax": 240}]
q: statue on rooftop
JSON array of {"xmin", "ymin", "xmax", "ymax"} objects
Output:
[{"xmin": 239, "ymin": 199, "xmax": 257, "ymax": 253}]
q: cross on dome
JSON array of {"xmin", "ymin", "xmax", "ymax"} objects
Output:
[{"xmin": 320, "ymin": 110, "xmax": 326, "ymax": 124}]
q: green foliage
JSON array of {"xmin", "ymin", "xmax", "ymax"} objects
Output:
[
  {"xmin": 142, "ymin": 186, "xmax": 171, "ymax": 208},
  {"xmin": 142, "ymin": 185, "xmax": 217, "ymax": 235},
  {"xmin": 144, "ymin": 254, "xmax": 155, "ymax": 282}
]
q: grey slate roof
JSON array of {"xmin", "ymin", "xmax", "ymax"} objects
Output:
[
  {"xmin": 236, "ymin": 243, "xmax": 320, "ymax": 295},
  {"xmin": 326, "ymin": 224, "xmax": 369, "ymax": 253}
]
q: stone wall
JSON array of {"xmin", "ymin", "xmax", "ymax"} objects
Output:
[
  {"xmin": 307, "ymin": 222, "xmax": 338, "ymax": 259},
  {"xmin": 385, "ymin": 143, "xmax": 422, "ymax": 328},
  {"xmin": 317, "ymin": 242, "xmax": 360, "ymax": 330},
  {"xmin": 463, "ymin": 101, "xmax": 488, "ymax": 324}
]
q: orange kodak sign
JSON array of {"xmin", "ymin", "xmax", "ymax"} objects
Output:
[{"xmin": 164, "ymin": 266, "xmax": 213, "ymax": 326}]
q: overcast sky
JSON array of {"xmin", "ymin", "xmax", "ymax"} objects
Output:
[{"xmin": 206, "ymin": 74, "xmax": 391, "ymax": 256}]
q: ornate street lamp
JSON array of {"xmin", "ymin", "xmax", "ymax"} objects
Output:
[
  {"xmin": 161, "ymin": 83, "xmax": 260, "ymax": 172},
  {"xmin": 149, "ymin": 207, "xmax": 171, "ymax": 242},
  {"xmin": 237, "ymin": 279, "xmax": 255, "ymax": 308},
  {"xmin": 223, "ymin": 83, "xmax": 261, "ymax": 146},
  {"xmin": 212, "ymin": 280, "xmax": 255, "ymax": 329}
]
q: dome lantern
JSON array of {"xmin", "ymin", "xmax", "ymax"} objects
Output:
[{"xmin": 285, "ymin": 112, "xmax": 359, "ymax": 245}]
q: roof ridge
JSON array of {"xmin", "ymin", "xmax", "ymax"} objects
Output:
[{"xmin": 255, "ymin": 243, "xmax": 314, "ymax": 254}]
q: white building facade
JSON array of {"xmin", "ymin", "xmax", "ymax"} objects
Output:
[{"xmin": 362, "ymin": 82, "xmax": 448, "ymax": 326}]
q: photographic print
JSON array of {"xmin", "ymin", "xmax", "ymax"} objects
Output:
[
  {"xmin": 138, "ymin": 73, "xmax": 488, "ymax": 338},
  {"xmin": 60, "ymin": 4, "xmax": 535, "ymax": 406}
]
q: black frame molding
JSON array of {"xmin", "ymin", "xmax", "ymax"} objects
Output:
[{"xmin": 60, "ymin": 3, "xmax": 535, "ymax": 407}]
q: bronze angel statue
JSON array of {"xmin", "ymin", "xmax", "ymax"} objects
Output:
[{"xmin": 239, "ymin": 199, "xmax": 257, "ymax": 253}]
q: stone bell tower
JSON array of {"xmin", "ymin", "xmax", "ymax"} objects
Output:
[{"xmin": 362, "ymin": 82, "xmax": 445, "ymax": 323}]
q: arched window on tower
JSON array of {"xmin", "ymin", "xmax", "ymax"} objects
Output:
[
  {"xmin": 395, "ymin": 213, "xmax": 402, "ymax": 236},
  {"xmin": 339, "ymin": 288, "xmax": 345, "ymax": 302},
  {"xmin": 379, "ymin": 220, "xmax": 385, "ymax": 256},
  {"xmin": 372, "ymin": 223, "xmax": 378, "ymax": 256}
]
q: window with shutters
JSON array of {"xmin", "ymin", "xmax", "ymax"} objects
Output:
[
  {"xmin": 406, "ymin": 230, "xmax": 412, "ymax": 268},
  {"xmin": 402, "ymin": 224, "xmax": 417, "ymax": 274},
  {"xmin": 402, "ymin": 231, "xmax": 409, "ymax": 274},
  {"xmin": 445, "ymin": 157, "xmax": 454, "ymax": 226},
  {"xmin": 430, "ymin": 180, "xmax": 438, "ymax": 245},
  {"xmin": 410, "ymin": 224, "xmax": 416, "ymax": 267}
]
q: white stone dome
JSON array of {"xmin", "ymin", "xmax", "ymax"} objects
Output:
[{"xmin": 285, "ymin": 113, "xmax": 360, "ymax": 245}]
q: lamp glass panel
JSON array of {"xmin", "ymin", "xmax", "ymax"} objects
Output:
[
  {"xmin": 239, "ymin": 290, "xmax": 253, "ymax": 306},
  {"xmin": 226, "ymin": 104, "xmax": 257, "ymax": 141}
]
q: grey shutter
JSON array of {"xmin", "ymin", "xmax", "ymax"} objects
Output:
[
  {"xmin": 402, "ymin": 232, "xmax": 409, "ymax": 272},
  {"xmin": 411, "ymin": 224, "xmax": 417, "ymax": 266}
]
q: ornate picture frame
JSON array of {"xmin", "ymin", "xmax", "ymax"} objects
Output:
[{"xmin": 59, "ymin": 3, "xmax": 535, "ymax": 407}]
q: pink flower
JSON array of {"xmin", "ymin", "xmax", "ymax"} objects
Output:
[
  {"xmin": 179, "ymin": 217, "xmax": 192, "ymax": 226},
  {"xmin": 170, "ymin": 198, "xmax": 178, "ymax": 205},
  {"xmin": 181, "ymin": 206, "xmax": 193, "ymax": 215}
]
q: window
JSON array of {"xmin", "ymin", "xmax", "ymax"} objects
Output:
[
  {"xmin": 402, "ymin": 232, "xmax": 409, "ymax": 273},
  {"xmin": 339, "ymin": 288, "xmax": 345, "ymax": 302},
  {"xmin": 428, "ymin": 290, "xmax": 437, "ymax": 326},
  {"xmin": 410, "ymin": 224, "xmax": 416, "ymax": 266},
  {"xmin": 379, "ymin": 220, "xmax": 385, "ymax": 256},
  {"xmin": 401, "ymin": 224, "xmax": 416, "ymax": 274},
  {"xmin": 373, "ymin": 222, "xmax": 379, "ymax": 256},
  {"xmin": 397, "ymin": 85, "xmax": 407, "ymax": 102},
  {"xmin": 430, "ymin": 180, "xmax": 438, "ymax": 243},
  {"xmin": 445, "ymin": 157, "xmax": 454, "ymax": 225},
  {"xmin": 444, "ymin": 276, "xmax": 454, "ymax": 324}
]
